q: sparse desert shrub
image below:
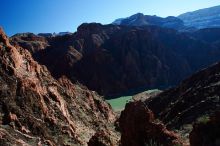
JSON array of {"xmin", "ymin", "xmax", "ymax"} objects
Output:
[{"xmin": 197, "ymin": 115, "xmax": 210, "ymax": 124}]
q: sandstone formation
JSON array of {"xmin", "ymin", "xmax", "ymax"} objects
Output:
[
  {"xmin": 119, "ymin": 101, "xmax": 184, "ymax": 146},
  {"xmin": 0, "ymin": 28, "xmax": 119, "ymax": 145},
  {"xmin": 11, "ymin": 33, "xmax": 48, "ymax": 54}
]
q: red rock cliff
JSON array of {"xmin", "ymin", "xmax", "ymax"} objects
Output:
[
  {"xmin": 0, "ymin": 28, "xmax": 119, "ymax": 145},
  {"xmin": 119, "ymin": 101, "xmax": 184, "ymax": 146}
]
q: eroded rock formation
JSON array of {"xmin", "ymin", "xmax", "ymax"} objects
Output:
[
  {"xmin": 0, "ymin": 28, "xmax": 119, "ymax": 145},
  {"xmin": 119, "ymin": 101, "xmax": 184, "ymax": 146}
]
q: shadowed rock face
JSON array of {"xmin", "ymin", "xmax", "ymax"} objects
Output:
[
  {"xmin": 189, "ymin": 28, "xmax": 220, "ymax": 44},
  {"xmin": 11, "ymin": 23, "xmax": 220, "ymax": 97},
  {"xmin": 0, "ymin": 28, "xmax": 119, "ymax": 145},
  {"xmin": 119, "ymin": 101, "xmax": 184, "ymax": 146},
  {"xmin": 144, "ymin": 61, "xmax": 220, "ymax": 137},
  {"xmin": 189, "ymin": 112, "xmax": 220, "ymax": 146},
  {"xmin": 119, "ymin": 58, "xmax": 220, "ymax": 145},
  {"xmin": 116, "ymin": 54, "xmax": 220, "ymax": 146}
]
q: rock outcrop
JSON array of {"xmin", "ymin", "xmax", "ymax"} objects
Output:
[
  {"xmin": 11, "ymin": 24, "xmax": 220, "ymax": 97},
  {"xmin": 11, "ymin": 33, "xmax": 48, "ymax": 54},
  {"xmin": 119, "ymin": 101, "xmax": 184, "ymax": 146},
  {"xmin": 0, "ymin": 28, "xmax": 119, "ymax": 145}
]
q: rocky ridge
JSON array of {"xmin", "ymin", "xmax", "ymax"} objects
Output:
[
  {"xmin": 178, "ymin": 5, "xmax": 220, "ymax": 29},
  {"xmin": 145, "ymin": 61, "xmax": 220, "ymax": 131},
  {"xmin": 0, "ymin": 27, "xmax": 119, "ymax": 145},
  {"xmin": 112, "ymin": 13, "xmax": 185, "ymax": 30},
  {"xmin": 113, "ymin": 5, "xmax": 220, "ymax": 30}
]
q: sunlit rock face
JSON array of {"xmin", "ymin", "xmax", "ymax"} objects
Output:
[
  {"xmin": 179, "ymin": 5, "xmax": 220, "ymax": 29},
  {"xmin": 0, "ymin": 28, "xmax": 119, "ymax": 146},
  {"xmin": 112, "ymin": 13, "xmax": 185, "ymax": 30}
]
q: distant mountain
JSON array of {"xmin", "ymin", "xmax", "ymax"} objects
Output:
[
  {"xmin": 112, "ymin": 13, "xmax": 185, "ymax": 30},
  {"xmin": 38, "ymin": 32, "xmax": 72, "ymax": 37},
  {"xmin": 57, "ymin": 32, "xmax": 72, "ymax": 36},
  {"xmin": 178, "ymin": 5, "xmax": 220, "ymax": 29},
  {"xmin": 113, "ymin": 5, "xmax": 220, "ymax": 31}
]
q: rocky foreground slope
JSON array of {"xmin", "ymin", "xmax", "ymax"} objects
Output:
[
  {"xmin": 11, "ymin": 23, "xmax": 220, "ymax": 97},
  {"xmin": 0, "ymin": 28, "xmax": 119, "ymax": 145}
]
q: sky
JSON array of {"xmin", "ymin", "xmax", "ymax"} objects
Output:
[{"xmin": 1, "ymin": 0, "xmax": 220, "ymax": 36}]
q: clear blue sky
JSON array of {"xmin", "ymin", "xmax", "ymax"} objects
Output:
[{"xmin": 1, "ymin": 0, "xmax": 220, "ymax": 36}]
